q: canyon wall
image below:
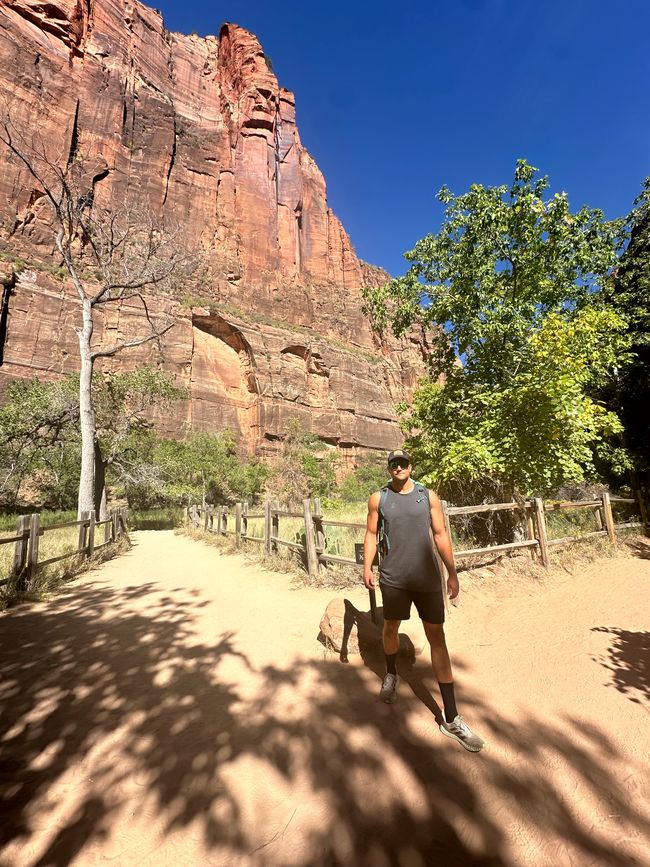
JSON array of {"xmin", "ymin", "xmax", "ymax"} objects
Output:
[{"xmin": 0, "ymin": 0, "xmax": 427, "ymax": 459}]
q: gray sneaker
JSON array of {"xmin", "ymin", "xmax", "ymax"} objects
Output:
[
  {"xmin": 379, "ymin": 673, "xmax": 398, "ymax": 703},
  {"xmin": 439, "ymin": 713, "xmax": 485, "ymax": 752}
]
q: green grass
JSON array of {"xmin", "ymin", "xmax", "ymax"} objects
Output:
[
  {"xmin": 545, "ymin": 505, "xmax": 603, "ymax": 541},
  {"xmin": 130, "ymin": 507, "xmax": 184, "ymax": 530},
  {"xmin": 0, "ymin": 509, "xmax": 77, "ymax": 532}
]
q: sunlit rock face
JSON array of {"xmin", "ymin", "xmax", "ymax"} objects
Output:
[{"xmin": 0, "ymin": 0, "xmax": 427, "ymax": 459}]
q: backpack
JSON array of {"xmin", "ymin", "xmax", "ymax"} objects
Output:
[{"xmin": 377, "ymin": 481, "xmax": 430, "ymax": 557}]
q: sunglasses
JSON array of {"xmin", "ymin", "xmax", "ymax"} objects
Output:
[{"xmin": 389, "ymin": 460, "xmax": 410, "ymax": 470}]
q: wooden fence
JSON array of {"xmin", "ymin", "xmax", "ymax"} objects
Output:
[
  {"xmin": 187, "ymin": 491, "xmax": 644, "ymax": 581},
  {"xmin": 0, "ymin": 507, "xmax": 129, "ymax": 591}
]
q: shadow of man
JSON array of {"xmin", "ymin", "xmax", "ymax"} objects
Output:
[{"xmin": 337, "ymin": 599, "xmax": 443, "ymax": 721}]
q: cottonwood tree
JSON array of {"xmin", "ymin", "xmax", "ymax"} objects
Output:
[
  {"xmin": 0, "ymin": 368, "xmax": 186, "ymax": 511},
  {"xmin": 0, "ymin": 117, "xmax": 197, "ymax": 517},
  {"xmin": 363, "ymin": 160, "xmax": 629, "ymax": 501},
  {"xmin": 0, "ymin": 377, "xmax": 78, "ymax": 508},
  {"xmin": 151, "ymin": 432, "xmax": 269, "ymax": 508}
]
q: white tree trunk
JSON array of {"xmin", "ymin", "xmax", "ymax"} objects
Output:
[{"xmin": 77, "ymin": 298, "xmax": 96, "ymax": 517}]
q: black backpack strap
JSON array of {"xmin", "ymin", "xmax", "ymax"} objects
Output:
[{"xmin": 378, "ymin": 485, "xmax": 391, "ymax": 554}]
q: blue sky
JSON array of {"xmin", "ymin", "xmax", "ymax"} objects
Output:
[{"xmin": 156, "ymin": 0, "xmax": 650, "ymax": 277}]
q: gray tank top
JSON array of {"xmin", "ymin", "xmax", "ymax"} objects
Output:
[{"xmin": 379, "ymin": 484, "xmax": 443, "ymax": 592}]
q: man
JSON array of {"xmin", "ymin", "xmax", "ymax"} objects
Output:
[{"xmin": 363, "ymin": 449, "xmax": 484, "ymax": 752}]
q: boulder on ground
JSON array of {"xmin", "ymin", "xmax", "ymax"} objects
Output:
[{"xmin": 319, "ymin": 597, "xmax": 416, "ymax": 662}]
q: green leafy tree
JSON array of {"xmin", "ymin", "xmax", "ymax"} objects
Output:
[
  {"xmin": 0, "ymin": 377, "xmax": 79, "ymax": 508},
  {"xmin": 150, "ymin": 432, "xmax": 268, "ymax": 508},
  {"xmin": 92, "ymin": 366, "xmax": 187, "ymax": 515},
  {"xmin": 363, "ymin": 160, "xmax": 629, "ymax": 498},
  {"xmin": 0, "ymin": 367, "xmax": 186, "ymax": 511},
  {"xmin": 599, "ymin": 178, "xmax": 650, "ymax": 496},
  {"xmin": 267, "ymin": 420, "xmax": 339, "ymax": 506},
  {"xmin": 339, "ymin": 456, "xmax": 390, "ymax": 502}
]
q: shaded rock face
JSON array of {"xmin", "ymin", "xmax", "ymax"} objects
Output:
[{"xmin": 0, "ymin": 0, "xmax": 427, "ymax": 458}]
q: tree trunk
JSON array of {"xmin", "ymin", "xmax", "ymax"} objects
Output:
[
  {"xmin": 94, "ymin": 440, "xmax": 108, "ymax": 521},
  {"xmin": 77, "ymin": 298, "xmax": 96, "ymax": 518}
]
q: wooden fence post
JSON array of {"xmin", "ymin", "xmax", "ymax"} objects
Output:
[
  {"xmin": 87, "ymin": 512, "xmax": 95, "ymax": 558},
  {"xmin": 313, "ymin": 497, "xmax": 326, "ymax": 556},
  {"xmin": 13, "ymin": 515, "xmax": 30, "ymax": 578},
  {"xmin": 525, "ymin": 502, "xmax": 537, "ymax": 562},
  {"xmin": 104, "ymin": 513, "xmax": 112, "ymax": 544},
  {"xmin": 235, "ymin": 502, "xmax": 242, "ymax": 547},
  {"xmin": 601, "ymin": 491, "xmax": 616, "ymax": 544},
  {"xmin": 221, "ymin": 507, "xmax": 228, "ymax": 535},
  {"xmin": 303, "ymin": 498, "xmax": 319, "ymax": 582},
  {"xmin": 594, "ymin": 506, "xmax": 604, "ymax": 531},
  {"xmin": 271, "ymin": 500, "xmax": 280, "ymax": 554},
  {"xmin": 78, "ymin": 511, "xmax": 89, "ymax": 556},
  {"xmin": 27, "ymin": 513, "xmax": 40, "ymax": 586},
  {"xmin": 203, "ymin": 505, "xmax": 210, "ymax": 532},
  {"xmin": 532, "ymin": 498, "xmax": 550, "ymax": 568},
  {"xmin": 242, "ymin": 502, "xmax": 249, "ymax": 542},
  {"xmin": 264, "ymin": 500, "xmax": 272, "ymax": 553}
]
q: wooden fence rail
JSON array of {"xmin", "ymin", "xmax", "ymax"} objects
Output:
[
  {"xmin": 0, "ymin": 507, "xmax": 129, "ymax": 591},
  {"xmin": 187, "ymin": 490, "xmax": 646, "ymax": 588}
]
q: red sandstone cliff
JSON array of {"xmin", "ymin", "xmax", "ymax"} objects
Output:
[{"xmin": 0, "ymin": 0, "xmax": 426, "ymax": 458}]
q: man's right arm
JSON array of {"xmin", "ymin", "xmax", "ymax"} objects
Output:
[{"xmin": 363, "ymin": 492, "xmax": 380, "ymax": 589}]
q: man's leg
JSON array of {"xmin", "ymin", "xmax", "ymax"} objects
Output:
[
  {"xmin": 422, "ymin": 621, "xmax": 456, "ymax": 716},
  {"xmin": 383, "ymin": 618, "xmax": 401, "ymax": 657},
  {"xmin": 380, "ymin": 619, "xmax": 401, "ymax": 702},
  {"xmin": 423, "ymin": 620, "xmax": 484, "ymax": 752}
]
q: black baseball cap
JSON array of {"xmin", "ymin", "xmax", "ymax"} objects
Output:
[{"xmin": 387, "ymin": 449, "xmax": 411, "ymax": 466}]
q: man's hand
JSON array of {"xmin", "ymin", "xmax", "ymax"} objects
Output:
[
  {"xmin": 447, "ymin": 572, "xmax": 459, "ymax": 600},
  {"xmin": 363, "ymin": 569, "xmax": 375, "ymax": 590}
]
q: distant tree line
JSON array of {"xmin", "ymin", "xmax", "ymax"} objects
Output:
[{"xmin": 0, "ymin": 375, "xmax": 388, "ymax": 512}]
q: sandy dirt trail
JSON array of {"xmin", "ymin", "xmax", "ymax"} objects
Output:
[{"xmin": 1, "ymin": 530, "xmax": 649, "ymax": 867}]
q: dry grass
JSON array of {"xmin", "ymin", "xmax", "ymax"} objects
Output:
[
  {"xmin": 0, "ymin": 531, "xmax": 131, "ymax": 610},
  {"xmin": 179, "ymin": 504, "xmax": 647, "ymax": 595}
]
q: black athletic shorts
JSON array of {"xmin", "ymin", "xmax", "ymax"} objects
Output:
[{"xmin": 379, "ymin": 583, "xmax": 445, "ymax": 624}]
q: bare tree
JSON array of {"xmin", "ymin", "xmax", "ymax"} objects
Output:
[{"xmin": 0, "ymin": 117, "xmax": 197, "ymax": 517}]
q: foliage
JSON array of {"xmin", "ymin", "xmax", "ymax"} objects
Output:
[
  {"xmin": 266, "ymin": 420, "xmax": 339, "ymax": 506},
  {"xmin": 338, "ymin": 456, "xmax": 390, "ymax": 502},
  {"xmin": 139, "ymin": 432, "xmax": 269, "ymax": 508},
  {"xmin": 363, "ymin": 160, "xmax": 629, "ymax": 496},
  {"xmin": 0, "ymin": 378, "xmax": 79, "ymax": 508},
  {"xmin": 599, "ymin": 177, "xmax": 650, "ymax": 482},
  {"xmin": 93, "ymin": 366, "xmax": 187, "ymax": 493},
  {"xmin": 0, "ymin": 367, "xmax": 186, "ymax": 510}
]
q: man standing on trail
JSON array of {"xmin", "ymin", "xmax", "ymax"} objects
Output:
[{"xmin": 363, "ymin": 449, "xmax": 484, "ymax": 752}]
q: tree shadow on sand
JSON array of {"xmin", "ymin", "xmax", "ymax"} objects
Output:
[
  {"xmin": 592, "ymin": 626, "xmax": 650, "ymax": 703},
  {"xmin": 1, "ymin": 581, "xmax": 649, "ymax": 866}
]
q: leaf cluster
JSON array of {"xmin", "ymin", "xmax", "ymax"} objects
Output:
[{"xmin": 365, "ymin": 161, "xmax": 632, "ymax": 497}]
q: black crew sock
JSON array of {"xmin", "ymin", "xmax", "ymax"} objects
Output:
[
  {"xmin": 439, "ymin": 681, "xmax": 458, "ymax": 722},
  {"xmin": 385, "ymin": 652, "xmax": 398, "ymax": 675}
]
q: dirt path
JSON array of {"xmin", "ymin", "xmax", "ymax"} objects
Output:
[{"xmin": 1, "ymin": 530, "xmax": 649, "ymax": 866}]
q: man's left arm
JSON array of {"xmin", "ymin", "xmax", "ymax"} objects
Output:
[{"xmin": 429, "ymin": 491, "xmax": 459, "ymax": 600}]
